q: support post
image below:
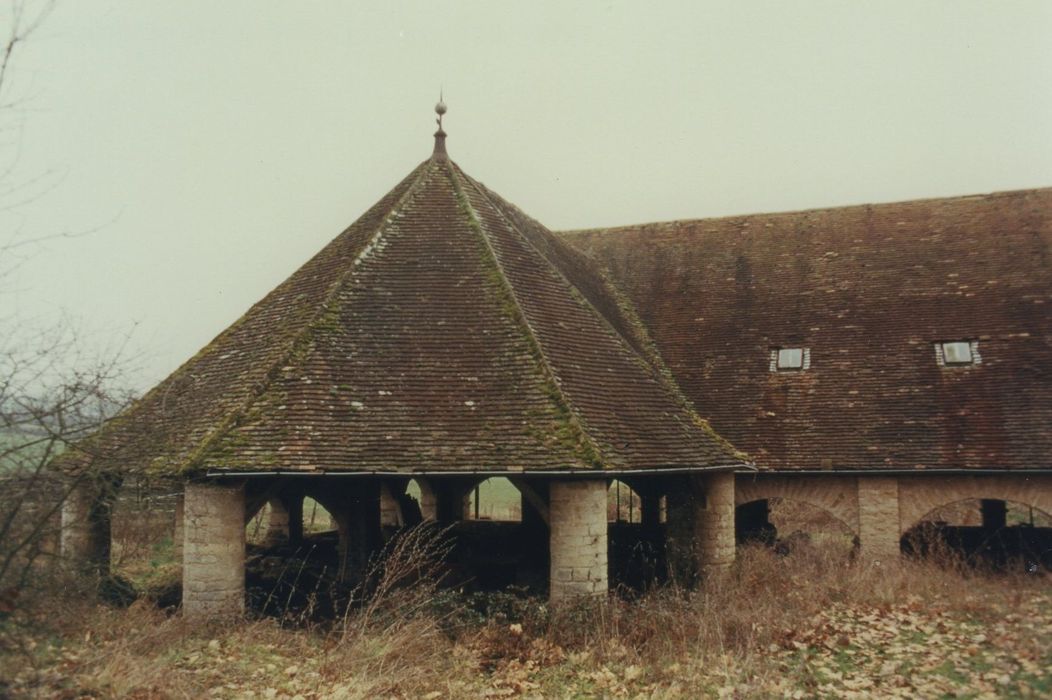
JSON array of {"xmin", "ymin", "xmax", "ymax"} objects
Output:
[
  {"xmin": 264, "ymin": 496, "xmax": 291, "ymax": 546},
  {"xmin": 549, "ymin": 480, "xmax": 607, "ymax": 601},
  {"xmin": 695, "ymin": 472, "xmax": 736, "ymax": 578},
  {"xmin": 664, "ymin": 477, "xmax": 697, "ymax": 585},
  {"xmin": 435, "ymin": 481, "xmax": 473, "ymax": 523},
  {"xmin": 640, "ymin": 493, "xmax": 661, "ymax": 529},
  {"xmin": 664, "ymin": 472, "xmax": 735, "ymax": 585},
  {"xmin": 858, "ymin": 476, "xmax": 901, "ymax": 564},
  {"xmin": 182, "ymin": 481, "xmax": 246, "ymax": 619},
  {"xmin": 327, "ymin": 483, "xmax": 382, "ymax": 584},
  {"xmin": 380, "ymin": 482, "xmax": 404, "ymax": 528},
  {"xmin": 980, "ymin": 499, "xmax": 1007, "ymax": 530},
  {"xmin": 415, "ymin": 479, "xmax": 439, "ymax": 521},
  {"xmin": 60, "ymin": 476, "xmax": 118, "ymax": 576},
  {"xmin": 287, "ymin": 495, "xmax": 304, "ymax": 544}
]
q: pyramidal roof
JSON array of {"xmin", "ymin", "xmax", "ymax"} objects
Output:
[{"xmin": 91, "ymin": 116, "xmax": 746, "ymax": 476}]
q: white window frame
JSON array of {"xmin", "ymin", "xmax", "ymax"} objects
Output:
[
  {"xmin": 935, "ymin": 340, "xmax": 981, "ymax": 367},
  {"xmin": 770, "ymin": 347, "xmax": 811, "ymax": 372}
]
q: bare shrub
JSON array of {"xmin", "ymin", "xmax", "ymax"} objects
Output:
[{"xmin": 339, "ymin": 521, "xmax": 455, "ymax": 641}]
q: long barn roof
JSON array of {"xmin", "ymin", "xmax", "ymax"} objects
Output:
[
  {"xmin": 563, "ymin": 188, "xmax": 1052, "ymax": 472},
  {"xmin": 85, "ymin": 141, "xmax": 744, "ymax": 477}
]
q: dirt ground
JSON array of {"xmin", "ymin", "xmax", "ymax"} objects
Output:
[{"xmin": 2, "ymin": 539, "xmax": 1050, "ymax": 699}]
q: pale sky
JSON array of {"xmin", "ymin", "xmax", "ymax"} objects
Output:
[{"xmin": 4, "ymin": 1, "xmax": 1051, "ymax": 391}]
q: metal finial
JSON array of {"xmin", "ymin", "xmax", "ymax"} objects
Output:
[
  {"xmin": 435, "ymin": 91, "xmax": 447, "ymax": 128},
  {"xmin": 432, "ymin": 91, "xmax": 448, "ymax": 159}
]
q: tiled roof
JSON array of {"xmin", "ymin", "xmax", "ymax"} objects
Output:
[
  {"xmin": 563, "ymin": 189, "xmax": 1052, "ymax": 472},
  {"xmin": 87, "ymin": 153, "xmax": 744, "ymax": 476}
]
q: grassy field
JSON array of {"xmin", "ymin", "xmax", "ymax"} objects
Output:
[{"xmin": 2, "ymin": 538, "xmax": 1050, "ymax": 699}]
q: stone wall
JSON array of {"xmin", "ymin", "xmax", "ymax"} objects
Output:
[
  {"xmin": 736, "ymin": 472, "xmax": 1052, "ymax": 561},
  {"xmin": 898, "ymin": 474, "xmax": 1052, "ymax": 535},
  {"xmin": 182, "ymin": 481, "xmax": 245, "ymax": 618},
  {"xmin": 857, "ymin": 477, "xmax": 900, "ymax": 563},
  {"xmin": 549, "ymin": 480, "xmax": 607, "ymax": 600},
  {"xmin": 735, "ymin": 475, "xmax": 859, "ymax": 535}
]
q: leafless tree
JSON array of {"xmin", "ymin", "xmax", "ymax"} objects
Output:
[{"xmin": 0, "ymin": 0, "xmax": 134, "ymax": 596}]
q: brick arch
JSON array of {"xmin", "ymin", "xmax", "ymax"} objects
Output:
[
  {"xmin": 898, "ymin": 474, "xmax": 1052, "ymax": 536},
  {"xmin": 735, "ymin": 475, "xmax": 859, "ymax": 535}
]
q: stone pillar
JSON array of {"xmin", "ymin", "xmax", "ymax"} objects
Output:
[
  {"xmin": 264, "ymin": 497, "xmax": 290, "ymax": 545},
  {"xmin": 980, "ymin": 499, "xmax": 1007, "ymax": 530},
  {"xmin": 664, "ymin": 473, "xmax": 735, "ymax": 584},
  {"xmin": 380, "ymin": 483, "xmax": 403, "ymax": 528},
  {"xmin": 640, "ymin": 493, "xmax": 662, "ymax": 529},
  {"xmin": 60, "ymin": 477, "xmax": 116, "ymax": 575},
  {"xmin": 665, "ymin": 478, "xmax": 698, "ymax": 585},
  {"xmin": 173, "ymin": 494, "xmax": 184, "ymax": 561},
  {"xmin": 435, "ymin": 481, "xmax": 472, "ymax": 523},
  {"xmin": 287, "ymin": 496, "xmax": 304, "ymax": 543},
  {"xmin": 183, "ymin": 481, "xmax": 245, "ymax": 619},
  {"xmin": 695, "ymin": 472, "xmax": 736, "ymax": 578},
  {"xmin": 858, "ymin": 476, "xmax": 901, "ymax": 564},
  {"xmin": 416, "ymin": 479, "xmax": 439, "ymax": 521},
  {"xmin": 327, "ymin": 483, "xmax": 382, "ymax": 584},
  {"xmin": 549, "ymin": 480, "xmax": 608, "ymax": 601}
]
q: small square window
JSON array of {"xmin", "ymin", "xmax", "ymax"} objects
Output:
[
  {"xmin": 777, "ymin": 347, "xmax": 804, "ymax": 370},
  {"xmin": 941, "ymin": 341, "xmax": 973, "ymax": 365}
]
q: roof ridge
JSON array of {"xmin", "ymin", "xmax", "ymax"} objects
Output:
[
  {"xmin": 445, "ymin": 162, "xmax": 603, "ymax": 469},
  {"xmin": 176, "ymin": 161, "xmax": 433, "ymax": 474},
  {"xmin": 459, "ymin": 169, "xmax": 746, "ymax": 465},
  {"xmin": 456, "ymin": 166, "xmax": 744, "ymax": 467},
  {"xmin": 559, "ymin": 187, "xmax": 1052, "ymax": 238}
]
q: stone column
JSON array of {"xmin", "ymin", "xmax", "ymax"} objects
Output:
[
  {"xmin": 182, "ymin": 481, "xmax": 245, "ymax": 619},
  {"xmin": 664, "ymin": 472, "xmax": 735, "ymax": 584},
  {"xmin": 263, "ymin": 495, "xmax": 304, "ymax": 546},
  {"xmin": 380, "ymin": 483, "xmax": 403, "ymax": 528},
  {"xmin": 857, "ymin": 476, "xmax": 901, "ymax": 564},
  {"xmin": 415, "ymin": 479, "xmax": 439, "ymax": 521},
  {"xmin": 639, "ymin": 492, "xmax": 662, "ymax": 529},
  {"xmin": 664, "ymin": 478, "xmax": 698, "ymax": 585},
  {"xmin": 435, "ymin": 481, "xmax": 472, "ymax": 523},
  {"xmin": 287, "ymin": 496, "xmax": 304, "ymax": 544},
  {"xmin": 60, "ymin": 476, "xmax": 117, "ymax": 576},
  {"xmin": 980, "ymin": 499, "xmax": 1007, "ymax": 530},
  {"xmin": 549, "ymin": 480, "xmax": 608, "ymax": 601},
  {"xmin": 325, "ymin": 483, "xmax": 381, "ymax": 584},
  {"xmin": 695, "ymin": 472, "xmax": 736, "ymax": 578}
]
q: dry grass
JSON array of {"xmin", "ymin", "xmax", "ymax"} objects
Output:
[{"xmin": 1, "ymin": 535, "xmax": 1050, "ymax": 698}]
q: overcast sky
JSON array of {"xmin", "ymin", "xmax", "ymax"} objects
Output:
[{"xmin": 4, "ymin": 1, "xmax": 1051, "ymax": 391}]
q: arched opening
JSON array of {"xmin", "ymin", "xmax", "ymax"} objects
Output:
[
  {"xmin": 404, "ymin": 478, "xmax": 438, "ymax": 521},
  {"xmin": 607, "ymin": 480, "xmax": 642, "ymax": 524},
  {"xmin": 901, "ymin": 498, "xmax": 1052, "ymax": 570},
  {"xmin": 464, "ymin": 477, "xmax": 521, "ymax": 522},
  {"xmin": 735, "ymin": 498, "xmax": 855, "ymax": 557},
  {"xmin": 302, "ymin": 497, "xmax": 334, "ymax": 534}
]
